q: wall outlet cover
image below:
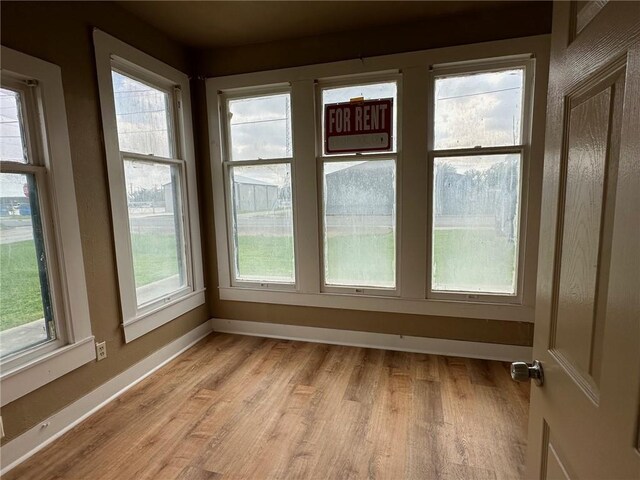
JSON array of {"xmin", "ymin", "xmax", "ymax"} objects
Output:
[{"xmin": 96, "ymin": 341, "xmax": 107, "ymax": 361}]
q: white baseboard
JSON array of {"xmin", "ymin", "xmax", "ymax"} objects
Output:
[
  {"xmin": 211, "ymin": 318, "xmax": 532, "ymax": 363},
  {"xmin": 0, "ymin": 320, "xmax": 213, "ymax": 475}
]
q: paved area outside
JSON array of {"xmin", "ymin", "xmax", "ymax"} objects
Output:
[
  {"xmin": 0, "ymin": 318, "xmax": 48, "ymax": 357},
  {"xmin": 136, "ymin": 274, "xmax": 183, "ymax": 305},
  {"xmin": 234, "ymin": 212, "xmax": 496, "ymax": 237},
  {"xmin": 0, "ymin": 274, "xmax": 181, "ymax": 357},
  {"xmin": 128, "ymin": 213, "xmax": 180, "ymax": 235},
  {"xmin": 1, "ymin": 213, "xmax": 498, "ymax": 245},
  {"xmin": 0, "ymin": 212, "xmax": 180, "ymax": 245},
  {"xmin": 0, "ymin": 217, "xmax": 34, "ymax": 245}
]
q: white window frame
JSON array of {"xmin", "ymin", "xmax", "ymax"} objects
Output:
[
  {"xmin": 427, "ymin": 57, "xmax": 535, "ymax": 304},
  {"xmin": 0, "ymin": 46, "xmax": 95, "ymax": 406},
  {"xmin": 94, "ymin": 30, "xmax": 205, "ymax": 342},
  {"xmin": 208, "ymin": 35, "xmax": 549, "ymax": 323},
  {"xmin": 316, "ymin": 74, "xmax": 402, "ymax": 296},
  {"xmin": 219, "ymin": 85, "xmax": 298, "ymax": 290}
]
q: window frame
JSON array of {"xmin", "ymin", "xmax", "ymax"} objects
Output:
[
  {"xmin": 426, "ymin": 57, "xmax": 535, "ymax": 304},
  {"xmin": 316, "ymin": 74, "xmax": 402, "ymax": 295},
  {"xmin": 0, "ymin": 46, "xmax": 95, "ymax": 406},
  {"xmin": 219, "ymin": 85, "xmax": 298, "ymax": 290},
  {"xmin": 112, "ymin": 66, "xmax": 193, "ymax": 309},
  {"xmin": 94, "ymin": 30, "xmax": 205, "ymax": 343},
  {"xmin": 207, "ymin": 35, "xmax": 549, "ymax": 324},
  {"xmin": 0, "ymin": 81, "xmax": 66, "ymax": 365}
]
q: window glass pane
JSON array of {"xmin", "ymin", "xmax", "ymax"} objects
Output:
[
  {"xmin": 322, "ymin": 82, "xmax": 398, "ymax": 154},
  {"xmin": 434, "ymin": 69, "xmax": 524, "ymax": 149},
  {"xmin": 323, "ymin": 160, "xmax": 396, "ymax": 288},
  {"xmin": 0, "ymin": 88, "xmax": 28, "ymax": 163},
  {"xmin": 0, "ymin": 173, "xmax": 54, "ymax": 358},
  {"xmin": 432, "ymin": 154, "xmax": 521, "ymax": 294},
  {"xmin": 123, "ymin": 160, "xmax": 187, "ymax": 306},
  {"xmin": 230, "ymin": 164, "xmax": 294, "ymax": 282},
  {"xmin": 112, "ymin": 71, "xmax": 172, "ymax": 157},
  {"xmin": 228, "ymin": 94, "xmax": 292, "ymax": 161}
]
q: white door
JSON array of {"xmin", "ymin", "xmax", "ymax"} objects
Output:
[{"xmin": 521, "ymin": 1, "xmax": 640, "ymax": 479}]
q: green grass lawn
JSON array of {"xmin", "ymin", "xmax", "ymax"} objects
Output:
[
  {"xmin": 0, "ymin": 233, "xmax": 182, "ymax": 332},
  {"xmin": 324, "ymin": 234, "xmax": 395, "ymax": 287},
  {"xmin": 1, "ymin": 229, "xmax": 516, "ymax": 332},
  {"xmin": 236, "ymin": 228, "xmax": 516, "ymax": 291},
  {"xmin": 130, "ymin": 233, "xmax": 181, "ymax": 287},
  {"xmin": 432, "ymin": 229, "xmax": 516, "ymax": 293},
  {"xmin": 0, "ymin": 240, "xmax": 46, "ymax": 331},
  {"xmin": 237, "ymin": 235, "xmax": 295, "ymax": 281},
  {"xmin": 235, "ymin": 234, "xmax": 396, "ymax": 286}
]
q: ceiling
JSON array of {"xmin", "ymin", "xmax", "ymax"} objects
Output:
[{"xmin": 117, "ymin": 1, "xmax": 545, "ymax": 49}]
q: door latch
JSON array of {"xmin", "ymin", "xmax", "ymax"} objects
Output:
[{"xmin": 511, "ymin": 360, "xmax": 544, "ymax": 386}]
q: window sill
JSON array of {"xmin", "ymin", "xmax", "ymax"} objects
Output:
[
  {"xmin": 218, "ymin": 286, "xmax": 534, "ymax": 323},
  {"xmin": 122, "ymin": 289, "xmax": 206, "ymax": 343},
  {"xmin": 0, "ymin": 336, "xmax": 96, "ymax": 407}
]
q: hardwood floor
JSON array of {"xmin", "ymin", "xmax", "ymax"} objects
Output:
[{"xmin": 6, "ymin": 333, "xmax": 531, "ymax": 480}]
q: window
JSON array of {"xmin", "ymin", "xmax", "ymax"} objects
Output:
[
  {"xmin": 123, "ymin": 159, "xmax": 187, "ymax": 305},
  {"xmin": 0, "ymin": 86, "xmax": 58, "ymax": 360},
  {"xmin": 94, "ymin": 30, "xmax": 204, "ymax": 342},
  {"xmin": 0, "ymin": 171, "xmax": 54, "ymax": 357},
  {"xmin": 208, "ymin": 36, "xmax": 547, "ymax": 322},
  {"xmin": 319, "ymin": 81, "xmax": 398, "ymax": 291},
  {"xmin": 429, "ymin": 64, "xmax": 529, "ymax": 299},
  {"xmin": 1, "ymin": 46, "xmax": 94, "ymax": 406},
  {"xmin": 222, "ymin": 91, "xmax": 296, "ymax": 286},
  {"xmin": 433, "ymin": 68, "xmax": 524, "ymax": 149},
  {"xmin": 112, "ymin": 71, "xmax": 189, "ymax": 308}
]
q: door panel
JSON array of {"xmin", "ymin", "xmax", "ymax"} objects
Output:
[
  {"xmin": 527, "ymin": 2, "xmax": 640, "ymax": 479},
  {"xmin": 552, "ymin": 69, "xmax": 625, "ymax": 397},
  {"xmin": 573, "ymin": 1, "xmax": 609, "ymax": 38},
  {"xmin": 554, "ymin": 85, "xmax": 610, "ymax": 387},
  {"xmin": 546, "ymin": 445, "xmax": 570, "ymax": 480},
  {"xmin": 544, "ymin": 425, "xmax": 572, "ymax": 480}
]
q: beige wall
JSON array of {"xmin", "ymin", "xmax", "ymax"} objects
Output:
[
  {"xmin": 0, "ymin": 0, "xmax": 550, "ymax": 443},
  {"xmin": 0, "ymin": 2, "xmax": 208, "ymax": 443},
  {"xmin": 194, "ymin": 4, "xmax": 549, "ymax": 350}
]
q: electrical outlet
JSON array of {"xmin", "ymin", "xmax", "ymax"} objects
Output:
[{"xmin": 96, "ymin": 341, "xmax": 107, "ymax": 361}]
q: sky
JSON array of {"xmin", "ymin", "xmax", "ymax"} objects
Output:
[
  {"xmin": 2, "ymin": 69, "xmax": 525, "ymax": 197},
  {"xmin": 229, "ymin": 93, "xmax": 292, "ymax": 161},
  {"xmin": 0, "ymin": 88, "xmax": 26, "ymax": 165},
  {"xmin": 0, "ymin": 75, "xmax": 176, "ymax": 199},
  {"xmin": 224, "ymin": 71, "xmax": 523, "ymax": 185},
  {"xmin": 112, "ymin": 71, "xmax": 177, "ymax": 193},
  {"xmin": 0, "ymin": 172, "xmax": 27, "ymax": 198},
  {"xmin": 0, "ymin": 88, "xmax": 29, "ymax": 198},
  {"xmin": 434, "ymin": 68, "xmax": 523, "ymax": 149},
  {"xmin": 112, "ymin": 70, "xmax": 172, "ymax": 160}
]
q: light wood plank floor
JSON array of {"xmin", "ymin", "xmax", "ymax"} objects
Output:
[{"xmin": 6, "ymin": 333, "xmax": 531, "ymax": 480}]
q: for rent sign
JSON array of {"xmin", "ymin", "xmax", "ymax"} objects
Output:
[{"xmin": 324, "ymin": 98, "xmax": 393, "ymax": 154}]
